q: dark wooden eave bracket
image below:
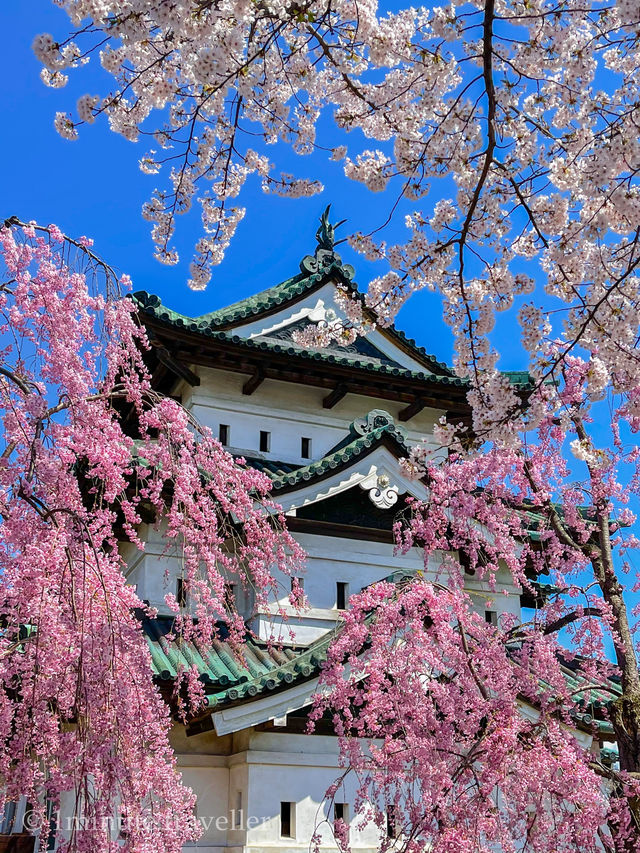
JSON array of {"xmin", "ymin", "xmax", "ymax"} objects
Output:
[
  {"xmin": 398, "ymin": 398, "xmax": 425, "ymax": 422},
  {"xmin": 154, "ymin": 344, "xmax": 200, "ymax": 387},
  {"xmin": 323, "ymin": 383, "xmax": 348, "ymax": 409},
  {"xmin": 242, "ymin": 366, "xmax": 265, "ymax": 395}
]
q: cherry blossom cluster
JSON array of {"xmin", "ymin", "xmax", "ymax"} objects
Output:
[
  {"xmin": 30, "ymin": 0, "xmax": 640, "ymax": 845},
  {"xmin": 315, "ymin": 579, "xmax": 610, "ymax": 853},
  {"xmin": 33, "ymin": 0, "xmax": 640, "ymax": 424}
]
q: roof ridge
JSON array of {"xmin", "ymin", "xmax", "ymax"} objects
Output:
[
  {"xmin": 270, "ymin": 419, "xmax": 410, "ymax": 491},
  {"xmin": 195, "ymin": 269, "xmax": 309, "ymax": 324},
  {"xmin": 132, "ymin": 290, "xmax": 535, "ymax": 389},
  {"xmin": 131, "ymin": 297, "xmax": 471, "ymax": 388},
  {"xmin": 132, "ymin": 250, "xmax": 356, "ymax": 329},
  {"xmin": 131, "ymin": 233, "xmax": 457, "ymax": 376}
]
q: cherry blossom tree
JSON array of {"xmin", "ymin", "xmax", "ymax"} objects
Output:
[
  {"xmin": 0, "ymin": 218, "xmax": 302, "ymax": 853},
  {"xmin": 30, "ymin": 1, "xmax": 640, "ymax": 851},
  {"xmin": 31, "ymin": 0, "xmax": 640, "ymax": 435},
  {"xmin": 32, "ymin": 0, "xmax": 640, "ymax": 346},
  {"xmin": 315, "ymin": 580, "xmax": 611, "ymax": 852}
]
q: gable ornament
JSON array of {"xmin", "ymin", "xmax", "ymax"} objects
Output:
[
  {"xmin": 352, "ymin": 409, "xmax": 397, "ymax": 435},
  {"xmin": 359, "ymin": 470, "xmax": 400, "ymax": 509}
]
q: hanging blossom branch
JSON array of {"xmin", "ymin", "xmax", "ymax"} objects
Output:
[
  {"xmin": 0, "ymin": 220, "xmax": 303, "ymax": 853},
  {"xmin": 313, "ymin": 579, "xmax": 613, "ymax": 853},
  {"xmin": 312, "ymin": 345, "xmax": 640, "ymax": 851},
  {"xmin": 28, "ymin": 2, "xmax": 640, "ymax": 850}
]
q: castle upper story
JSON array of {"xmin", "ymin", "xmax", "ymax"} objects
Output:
[{"xmin": 125, "ymin": 211, "xmax": 533, "ymax": 644}]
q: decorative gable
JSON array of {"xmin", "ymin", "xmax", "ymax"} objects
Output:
[
  {"xmin": 252, "ymin": 409, "xmax": 429, "ymax": 522},
  {"xmin": 251, "ymin": 317, "xmax": 402, "ymax": 370}
]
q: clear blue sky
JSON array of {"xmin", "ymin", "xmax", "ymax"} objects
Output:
[{"xmin": 0, "ymin": 3, "xmax": 472, "ymax": 367}]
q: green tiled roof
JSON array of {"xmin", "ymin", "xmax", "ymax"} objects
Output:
[
  {"xmin": 145, "ymin": 571, "xmax": 418, "ymax": 711},
  {"xmin": 134, "ymin": 289, "xmax": 466, "ymax": 385},
  {"xmin": 220, "ymin": 413, "xmax": 410, "ymax": 522},
  {"xmin": 132, "ymin": 243, "xmax": 461, "ymax": 379},
  {"xmin": 503, "ymin": 370, "xmax": 534, "ymax": 388},
  {"xmin": 144, "ymin": 588, "xmax": 620, "ymax": 744},
  {"xmin": 143, "ymin": 616, "xmax": 338, "ymax": 710},
  {"xmin": 143, "ymin": 266, "xmax": 334, "ymax": 331},
  {"xmin": 563, "ymin": 666, "xmax": 620, "ymax": 735},
  {"xmin": 269, "ymin": 422, "xmax": 410, "ymax": 491},
  {"xmin": 203, "ymin": 626, "xmax": 338, "ymax": 710},
  {"xmin": 194, "ymin": 260, "xmax": 356, "ymax": 330},
  {"xmin": 219, "ymin": 328, "xmax": 465, "ymax": 384},
  {"xmin": 241, "ymin": 420, "xmax": 409, "ymax": 493},
  {"xmin": 243, "ymin": 457, "xmax": 303, "ymax": 479},
  {"xmin": 134, "ymin": 287, "xmax": 535, "ymax": 391},
  {"xmin": 144, "ymin": 617, "xmax": 302, "ymax": 691}
]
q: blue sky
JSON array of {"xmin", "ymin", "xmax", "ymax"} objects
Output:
[{"xmin": 0, "ymin": 3, "xmax": 467, "ymax": 366}]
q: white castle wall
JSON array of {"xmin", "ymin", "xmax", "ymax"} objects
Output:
[
  {"xmin": 115, "ymin": 291, "xmax": 528, "ymax": 853},
  {"xmin": 183, "ymin": 367, "xmax": 442, "ymax": 466},
  {"xmin": 176, "ymin": 730, "xmax": 388, "ymax": 853}
]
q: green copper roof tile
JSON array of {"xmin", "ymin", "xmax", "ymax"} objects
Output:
[
  {"xmin": 147, "ymin": 638, "xmax": 176, "ymax": 680},
  {"xmin": 143, "ymin": 618, "xmax": 294, "ymax": 689},
  {"xmin": 503, "ymin": 370, "xmax": 536, "ymax": 389},
  {"xmin": 143, "ymin": 578, "xmax": 618, "ymax": 741},
  {"xmin": 131, "ymin": 252, "xmax": 459, "ymax": 380},
  {"xmin": 202, "ymin": 623, "xmax": 342, "ymax": 709},
  {"xmin": 134, "ymin": 287, "xmax": 477, "ymax": 388},
  {"xmin": 266, "ymin": 423, "xmax": 410, "ymax": 492},
  {"xmin": 133, "ymin": 264, "xmax": 331, "ymax": 331},
  {"xmin": 133, "ymin": 234, "xmax": 535, "ymax": 388}
]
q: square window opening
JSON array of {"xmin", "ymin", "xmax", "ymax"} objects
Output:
[
  {"xmin": 334, "ymin": 802, "xmax": 349, "ymax": 827},
  {"xmin": 176, "ymin": 578, "xmax": 187, "ymax": 608},
  {"xmin": 458, "ymin": 549, "xmax": 475, "ymax": 575},
  {"xmin": 336, "ymin": 582, "xmax": 349, "ymax": 611},
  {"xmin": 485, "ymin": 610, "xmax": 498, "ymax": 626},
  {"xmin": 280, "ymin": 802, "xmax": 295, "ymax": 838}
]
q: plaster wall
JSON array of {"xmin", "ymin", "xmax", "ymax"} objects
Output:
[
  {"xmin": 183, "ymin": 368, "xmax": 442, "ymax": 465},
  {"xmin": 177, "ymin": 729, "xmax": 387, "ymax": 853},
  {"xmin": 250, "ymin": 533, "xmax": 522, "ymax": 643},
  {"xmin": 122, "ymin": 522, "xmax": 522, "ymax": 633},
  {"xmin": 120, "ymin": 521, "xmax": 252, "ymax": 618}
]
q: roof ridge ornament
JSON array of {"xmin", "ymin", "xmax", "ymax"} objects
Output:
[
  {"xmin": 351, "ymin": 409, "xmax": 406, "ymax": 438},
  {"xmin": 316, "ymin": 204, "xmax": 345, "ymax": 252},
  {"xmin": 299, "ymin": 205, "xmax": 354, "ymax": 279}
]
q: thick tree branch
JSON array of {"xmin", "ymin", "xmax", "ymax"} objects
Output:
[{"xmin": 542, "ymin": 607, "xmax": 603, "ymax": 635}]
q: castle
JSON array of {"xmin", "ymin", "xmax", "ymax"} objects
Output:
[{"xmin": 119, "ymin": 213, "xmax": 610, "ymax": 853}]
